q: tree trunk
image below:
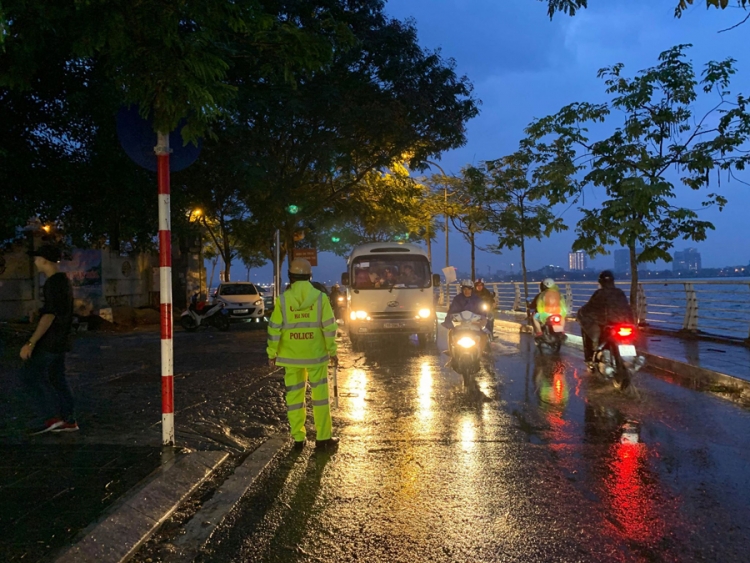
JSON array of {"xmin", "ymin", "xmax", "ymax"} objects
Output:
[
  {"xmin": 208, "ymin": 258, "xmax": 218, "ymax": 294},
  {"xmin": 470, "ymin": 231, "xmax": 476, "ymax": 281},
  {"xmin": 629, "ymin": 243, "xmax": 638, "ymax": 320},
  {"xmin": 426, "ymin": 232, "xmax": 432, "ymax": 264},
  {"xmin": 221, "ymin": 220, "xmax": 232, "ymax": 282},
  {"xmin": 521, "ymin": 237, "xmax": 528, "ymax": 301}
]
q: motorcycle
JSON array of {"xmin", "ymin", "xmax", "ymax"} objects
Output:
[
  {"xmin": 447, "ymin": 311, "xmax": 489, "ymax": 377},
  {"xmin": 593, "ymin": 323, "xmax": 646, "ymax": 391},
  {"xmin": 480, "ymin": 297, "xmax": 495, "ymax": 340},
  {"xmin": 535, "ymin": 314, "xmax": 565, "ymax": 352},
  {"xmin": 334, "ymin": 294, "xmax": 345, "ymax": 320},
  {"xmin": 180, "ymin": 299, "xmax": 231, "ymax": 332}
]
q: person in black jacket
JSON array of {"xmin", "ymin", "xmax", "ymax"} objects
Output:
[
  {"xmin": 577, "ymin": 270, "xmax": 634, "ymax": 363},
  {"xmin": 19, "ymin": 245, "xmax": 77, "ymax": 434}
]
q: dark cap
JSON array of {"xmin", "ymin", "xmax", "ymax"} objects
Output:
[{"xmin": 28, "ymin": 245, "xmax": 62, "ymax": 263}]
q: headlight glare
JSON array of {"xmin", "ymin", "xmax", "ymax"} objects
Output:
[
  {"xmin": 355, "ymin": 310, "xmax": 368, "ymax": 320},
  {"xmin": 418, "ymin": 308, "xmax": 431, "ymax": 319},
  {"xmin": 457, "ymin": 337, "xmax": 477, "ymax": 348}
]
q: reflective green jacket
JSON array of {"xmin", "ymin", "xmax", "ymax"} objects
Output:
[{"xmin": 267, "ymin": 281, "xmax": 338, "ymax": 368}]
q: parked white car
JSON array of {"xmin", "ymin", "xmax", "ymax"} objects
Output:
[{"xmin": 212, "ymin": 282, "xmax": 265, "ymax": 321}]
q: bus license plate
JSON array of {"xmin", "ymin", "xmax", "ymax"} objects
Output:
[
  {"xmin": 384, "ymin": 322, "xmax": 405, "ymax": 329},
  {"xmin": 618, "ymin": 345, "xmax": 637, "ymax": 357}
]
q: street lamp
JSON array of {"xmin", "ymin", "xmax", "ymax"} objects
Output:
[
  {"xmin": 188, "ymin": 209, "xmax": 204, "ymax": 299},
  {"xmin": 425, "ymin": 160, "xmax": 450, "ymax": 270}
]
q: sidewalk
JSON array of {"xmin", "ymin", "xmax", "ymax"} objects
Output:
[
  {"xmin": 0, "ymin": 445, "xmax": 163, "ymax": 562},
  {"xmin": 0, "ymin": 324, "xmax": 285, "ymax": 563}
]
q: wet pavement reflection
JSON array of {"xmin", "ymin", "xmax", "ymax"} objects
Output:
[{"xmin": 199, "ymin": 328, "xmax": 750, "ymax": 563}]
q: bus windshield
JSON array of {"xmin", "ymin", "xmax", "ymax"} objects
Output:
[{"xmin": 351, "ymin": 256, "xmax": 431, "ymax": 290}]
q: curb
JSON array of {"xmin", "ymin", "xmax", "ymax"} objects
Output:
[
  {"xmin": 166, "ymin": 435, "xmax": 288, "ymax": 562},
  {"xmin": 54, "ymin": 450, "xmax": 229, "ymax": 563}
]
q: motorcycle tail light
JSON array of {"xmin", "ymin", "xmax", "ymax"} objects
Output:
[
  {"xmin": 616, "ymin": 325, "xmax": 635, "ymax": 338},
  {"xmin": 549, "ymin": 315, "xmax": 561, "ymax": 323}
]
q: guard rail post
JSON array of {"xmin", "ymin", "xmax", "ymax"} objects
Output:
[
  {"xmin": 682, "ymin": 282, "xmax": 698, "ymax": 332},
  {"xmin": 637, "ymin": 283, "xmax": 647, "ymax": 325},
  {"xmin": 513, "ymin": 283, "xmax": 521, "ymax": 311},
  {"xmin": 565, "ymin": 283, "xmax": 573, "ymax": 317}
]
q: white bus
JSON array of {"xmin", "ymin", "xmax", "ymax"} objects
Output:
[{"xmin": 341, "ymin": 242, "xmax": 440, "ymax": 347}]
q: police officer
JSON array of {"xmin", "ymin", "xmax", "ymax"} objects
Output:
[{"xmin": 267, "ymin": 258, "xmax": 339, "ymax": 451}]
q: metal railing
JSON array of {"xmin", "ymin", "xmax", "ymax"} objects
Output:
[{"xmin": 437, "ymin": 279, "xmax": 750, "ymax": 342}]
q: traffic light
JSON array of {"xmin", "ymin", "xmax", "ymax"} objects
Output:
[
  {"xmin": 287, "ymin": 205, "xmax": 300, "ymax": 215},
  {"xmin": 331, "ymin": 236, "xmax": 341, "ymax": 243}
]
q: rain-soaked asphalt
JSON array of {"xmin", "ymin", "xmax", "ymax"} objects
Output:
[{"xmin": 196, "ymin": 326, "xmax": 750, "ymax": 563}]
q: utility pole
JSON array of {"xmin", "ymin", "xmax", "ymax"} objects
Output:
[{"xmin": 425, "ymin": 160, "xmax": 450, "ymax": 269}]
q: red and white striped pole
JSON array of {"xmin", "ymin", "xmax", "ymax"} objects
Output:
[{"xmin": 156, "ymin": 132, "xmax": 175, "ymax": 447}]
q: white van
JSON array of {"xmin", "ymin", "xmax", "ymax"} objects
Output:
[{"xmin": 341, "ymin": 242, "xmax": 440, "ymax": 346}]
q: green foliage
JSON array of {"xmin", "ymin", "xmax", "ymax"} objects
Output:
[
  {"xmin": 474, "ymin": 146, "xmax": 567, "ymax": 297},
  {"xmin": 315, "ymin": 161, "xmax": 432, "ymax": 256},
  {"xmin": 0, "ymin": 0, "xmax": 344, "ymax": 140},
  {"xmin": 527, "ymin": 44, "xmax": 750, "ymax": 305},
  {"xmin": 187, "ymin": 6, "xmax": 477, "ymax": 263},
  {"xmin": 543, "ymin": 0, "xmax": 749, "ymax": 18},
  {"xmin": 1, "ymin": 1, "xmax": 477, "ymax": 259}
]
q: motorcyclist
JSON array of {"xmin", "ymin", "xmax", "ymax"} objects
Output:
[
  {"xmin": 577, "ymin": 270, "xmax": 634, "ymax": 365},
  {"xmin": 473, "ymin": 279, "xmax": 495, "ymax": 339},
  {"xmin": 444, "ymin": 279, "xmax": 489, "ymax": 356},
  {"xmin": 532, "ymin": 278, "xmax": 567, "ymax": 338},
  {"xmin": 443, "ymin": 279, "xmax": 485, "ymax": 328},
  {"xmin": 329, "ymin": 283, "xmax": 344, "ymax": 319}
]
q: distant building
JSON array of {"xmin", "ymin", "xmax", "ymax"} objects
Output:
[
  {"xmin": 568, "ymin": 251, "xmax": 587, "ymax": 271},
  {"xmin": 614, "ymin": 248, "xmax": 643, "ymax": 274},
  {"xmin": 673, "ymin": 248, "xmax": 702, "ymax": 272}
]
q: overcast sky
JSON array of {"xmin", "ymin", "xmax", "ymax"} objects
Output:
[{"xmin": 228, "ymin": 0, "xmax": 750, "ymax": 287}]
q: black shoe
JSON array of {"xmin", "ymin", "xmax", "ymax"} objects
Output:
[
  {"xmin": 292, "ymin": 440, "xmax": 306, "ymax": 450},
  {"xmin": 315, "ymin": 437, "xmax": 339, "ymax": 452}
]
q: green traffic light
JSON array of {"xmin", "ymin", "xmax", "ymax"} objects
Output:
[
  {"xmin": 331, "ymin": 236, "xmax": 341, "ymax": 243},
  {"xmin": 287, "ymin": 205, "xmax": 300, "ymax": 215}
]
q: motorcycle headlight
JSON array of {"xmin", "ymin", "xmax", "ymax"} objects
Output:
[
  {"xmin": 482, "ymin": 303, "xmax": 489, "ymax": 311},
  {"xmin": 456, "ymin": 337, "xmax": 477, "ymax": 348},
  {"xmin": 418, "ymin": 308, "xmax": 431, "ymax": 319}
]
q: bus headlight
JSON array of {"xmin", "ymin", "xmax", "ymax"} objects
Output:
[
  {"xmin": 350, "ymin": 310, "xmax": 368, "ymax": 320},
  {"xmin": 418, "ymin": 308, "xmax": 431, "ymax": 319}
]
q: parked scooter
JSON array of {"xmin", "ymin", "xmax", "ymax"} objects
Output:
[
  {"xmin": 447, "ymin": 311, "xmax": 489, "ymax": 378},
  {"xmin": 181, "ymin": 295, "xmax": 231, "ymax": 332},
  {"xmin": 592, "ymin": 323, "xmax": 646, "ymax": 391},
  {"xmin": 535, "ymin": 314, "xmax": 565, "ymax": 353}
]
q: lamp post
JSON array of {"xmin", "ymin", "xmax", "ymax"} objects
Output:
[
  {"xmin": 424, "ymin": 160, "xmax": 450, "ymax": 270},
  {"xmin": 189, "ymin": 209, "xmax": 203, "ymax": 299}
]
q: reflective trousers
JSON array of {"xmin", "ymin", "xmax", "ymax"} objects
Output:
[{"xmin": 284, "ymin": 364, "xmax": 331, "ymax": 443}]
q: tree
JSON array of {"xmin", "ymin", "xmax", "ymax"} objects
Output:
[
  {"xmin": 1, "ymin": 0, "xmax": 357, "ymax": 244},
  {"xmin": 542, "ymin": 0, "xmax": 750, "ymax": 26},
  {"xmin": 208, "ymin": 6, "xmax": 478, "ymax": 266},
  {"xmin": 528, "ymin": 45, "xmax": 750, "ymax": 316},
  {"xmin": 440, "ymin": 171, "xmax": 495, "ymax": 282},
  {"xmin": 315, "ymin": 161, "xmax": 433, "ymax": 255},
  {"xmin": 473, "ymin": 147, "xmax": 568, "ymax": 301}
]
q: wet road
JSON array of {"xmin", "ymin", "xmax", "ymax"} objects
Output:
[{"xmin": 197, "ymin": 327, "xmax": 750, "ymax": 563}]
